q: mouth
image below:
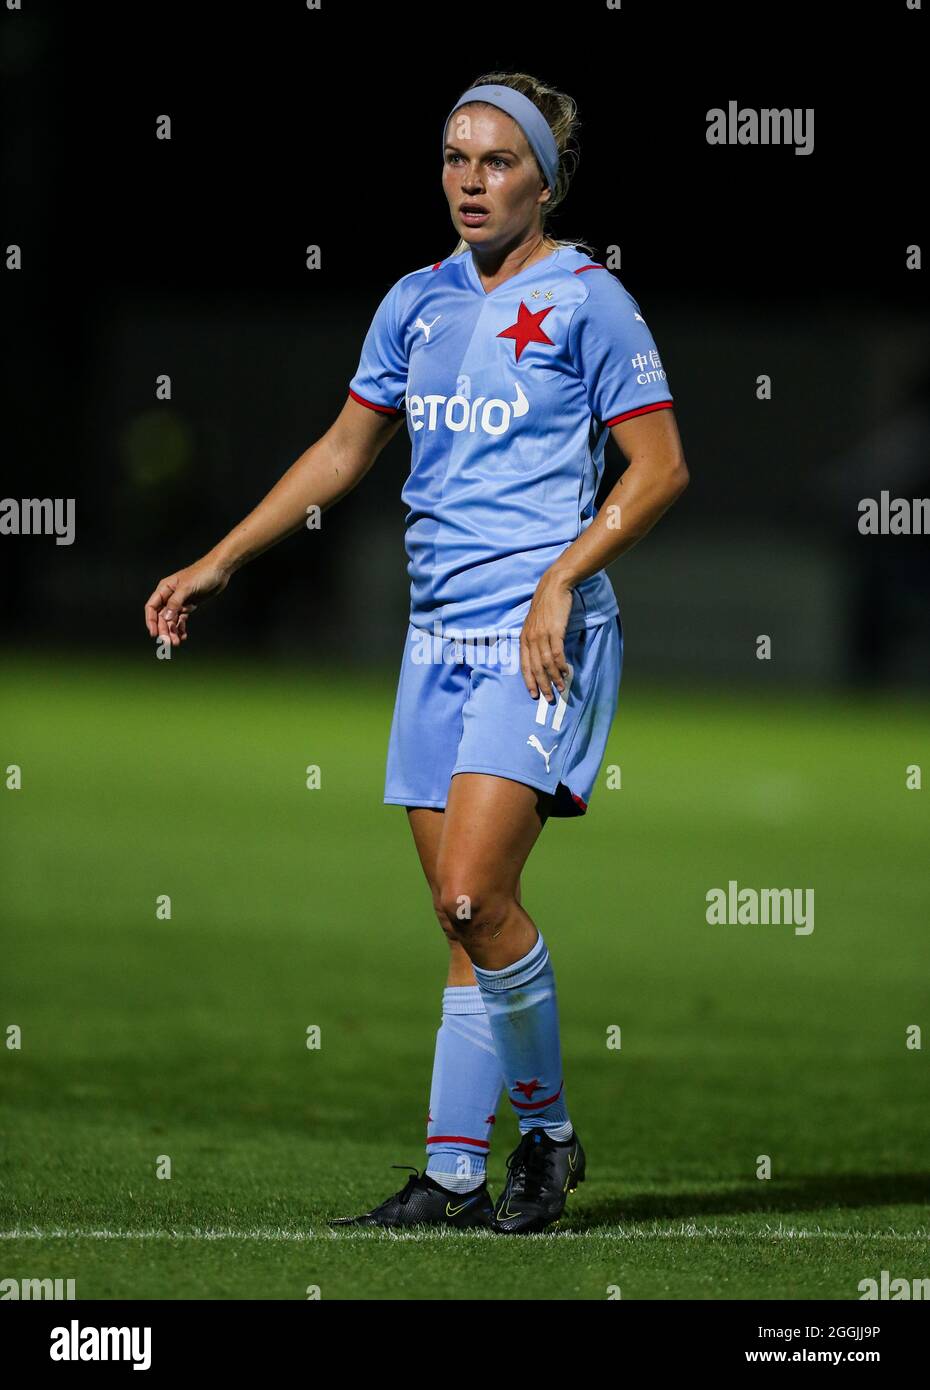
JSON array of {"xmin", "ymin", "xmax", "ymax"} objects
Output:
[{"xmin": 459, "ymin": 202, "xmax": 490, "ymax": 226}]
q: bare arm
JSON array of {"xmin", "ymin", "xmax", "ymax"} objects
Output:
[
  {"xmin": 549, "ymin": 407, "xmax": 688, "ymax": 584},
  {"xmin": 520, "ymin": 407, "xmax": 689, "ymax": 699},
  {"xmin": 144, "ymin": 396, "xmax": 405, "ymax": 645}
]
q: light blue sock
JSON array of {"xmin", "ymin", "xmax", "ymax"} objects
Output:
[
  {"xmin": 425, "ymin": 985, "xmax": 503, "ymax": 1193},
  {"xmin": 472, "ymin": 931, "xmax": 572, "ymax": 1137}
]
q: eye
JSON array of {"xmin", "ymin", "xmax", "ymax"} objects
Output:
[{"xmin": 446, "ymin": 153, "xmax": 509, "ymax": 168}]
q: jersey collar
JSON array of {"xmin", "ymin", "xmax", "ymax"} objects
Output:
[{"xmin": 463, "ymin": 245, "xmax": 562, "ymax": 298}]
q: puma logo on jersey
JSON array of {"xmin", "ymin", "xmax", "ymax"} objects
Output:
[
  {"xmin": 527, "ymin": 734, "xmax": 557, "ymax": 772},
  {"xmin": 406, "ymin": 381, "xmax": 529, "ymax": 436},
  {"xmin": 414, "ymin": 314, "xmax": 441, "ymax": 341}
]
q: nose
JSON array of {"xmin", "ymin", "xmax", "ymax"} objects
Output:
[{"xmin": 459, "ymin": 161, "xmax": 485, "ymax": 190}]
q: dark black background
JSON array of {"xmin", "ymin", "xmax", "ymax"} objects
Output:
[{"xmin": 2, "ymin": 0, "xmax": 927, "ymax": 679}]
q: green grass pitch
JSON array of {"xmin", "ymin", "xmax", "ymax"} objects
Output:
[{"xmin": 1, "ymin": 653, "xmax": 928, "ymax": 1299}]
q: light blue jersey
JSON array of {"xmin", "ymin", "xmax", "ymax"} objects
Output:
[{"xmin": 348, "ymin": 244, "xmax": 674, "ymax": 636}]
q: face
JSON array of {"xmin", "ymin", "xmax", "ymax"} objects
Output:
[{"xmin": 442, "ymin": 104, "xmax": 551, "ymax": 249}]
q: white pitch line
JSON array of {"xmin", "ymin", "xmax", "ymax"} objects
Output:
[{"xmin": 1, "ymin": 1227, "xmax": 928, "ymax": 1243}]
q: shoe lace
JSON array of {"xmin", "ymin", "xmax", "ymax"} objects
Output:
[
  {"xmin": 505, "ymin": 1132, "xmax": 555, "ymax": 1201},
  {"xmin": 369, "ymin": 1164, "xmax": 422, "ymax": 1215}
]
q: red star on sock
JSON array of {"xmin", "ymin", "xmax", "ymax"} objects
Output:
[
  {"xmin": 497, "ymin": 302, "xmax": 556, "ymax": 363},
  {"xmin": 513, "ymin": 1078, "xmax": 544, "ymax": 1100}
]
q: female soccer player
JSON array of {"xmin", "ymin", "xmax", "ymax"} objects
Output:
[{"xmin": 144, "ymin": 72, "xmax": 688, "ymax": 1235}]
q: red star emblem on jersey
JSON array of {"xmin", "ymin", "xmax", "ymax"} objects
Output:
[
  {"xmin": 497, "ymin": 301, "xmax": 556, "ymax": 363},
  {"xmin": 512, "ymin": 1078, "xmax": 544, "ymax": 1100}
]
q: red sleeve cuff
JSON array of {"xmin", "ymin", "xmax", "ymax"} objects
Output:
[
  {"xmin": 348, "ymin": 387, "xmax": 403, "ymax": 416},
  {"xmin": 603, "ymin": 399, "xmax": 674, "ymax": 427}
]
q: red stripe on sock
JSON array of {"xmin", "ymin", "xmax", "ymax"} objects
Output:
[
  {"xmin": 508, "ymin": 1081, "xmax": 564, "ymax": 1111},
  {"xmin": 425, "ymin": 1134, "xmax": 491, "ymax": 1149}
]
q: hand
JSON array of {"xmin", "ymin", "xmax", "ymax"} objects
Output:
[
  {"xmin": 144, "ymin": 555, "xmax": 232, "ymax": 647},
  {"xmin": 520, "ymin": 569, "xmax": 574, "ymax": 702}
]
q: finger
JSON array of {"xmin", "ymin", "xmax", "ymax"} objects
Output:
[
  {"xmin": 148, "ymin": 582, "xmax": 187, "ymax": 644},
  {"xmin": 160, "ymin": 601, "xmax": 185, "ymax": 647},
  {"xmin": 520, "ymin": 637, "xmax": 539, "ymax": 698},
  {"xmin": 157, "ymin": 609, "xmax": 177, "ymax": 647},
  {"xmin": 163, "ymin": 588, "xmax": 194, "ymax": 644},
  {"xmin": 532, "ymin": 642, "xmax": 556, "ymax": 702},
  {"xmin": 173, "ymin": 602, "xmax": 196, "ymax": 641},
  {"xmin": 144, "ymin": 578, "xmax": 177, "ymax": 635},
  {"xmin": 546, "ymin": 642, "xmax": 568, "ymax": 691},
  {"xmin": 528, "ymin": 642, "xmax": 550, "ymax": 700},
  {"xmin": 153, "ymin": 578, "xmax": 179, "ymax": 605}
]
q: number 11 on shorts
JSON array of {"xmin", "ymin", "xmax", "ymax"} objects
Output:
[{"xmin": 535, "ymin": 663, "xmax": 574, "ymax": 733}]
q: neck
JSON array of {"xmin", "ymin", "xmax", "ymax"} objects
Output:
[{"xmin": 469, "ymin": 230, "xmax": 554, "ymax": 279}]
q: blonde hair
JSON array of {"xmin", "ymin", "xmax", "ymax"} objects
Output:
[{"xmin": 444, "ymin": 71, "xmax": 595, "ymax": 259}]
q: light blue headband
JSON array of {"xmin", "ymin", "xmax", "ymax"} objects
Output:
[{"xmin": 442, "ymin": 84, "xmax": 559, "ymax": 191}]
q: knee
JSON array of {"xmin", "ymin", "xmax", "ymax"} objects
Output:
[
  {"xmin": 431, "ymin": 895, "xmax": 463, "ymax": 945},
  {"xmin": 437, "ymin": 880, "xmax": 513, "ymax": 941}
]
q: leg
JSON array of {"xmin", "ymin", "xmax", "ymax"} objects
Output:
[
  {"xmin": 435, "ymin": 772, "xmax": 571, "ymax": 1138},
  {"xmin": 407, "ymin": 806, "xmax": 527, "ymax": 982},
  {"xmin": 407, "ymin": 804, "xmax": 514, "ymax": 1196},
  {"xmin": 434, "ymin": 773, "xmax": 585, "ymax": 1233},
  {"xmin": 435, "ymin": 774, "xmax": 552, "ymax": 971}
]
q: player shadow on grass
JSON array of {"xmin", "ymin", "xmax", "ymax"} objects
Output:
[{"xmin": 571, "ymin": 1171, "xmax": 930, "ymax": 1228}]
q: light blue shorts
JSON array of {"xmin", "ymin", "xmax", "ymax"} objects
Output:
[{"xmin": 383, "ymin": 615, "xmax": 623, "ymax": 818}]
